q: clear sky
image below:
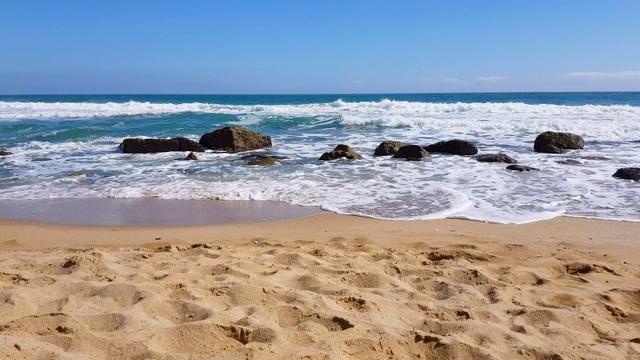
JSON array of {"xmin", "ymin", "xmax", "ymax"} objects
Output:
[{"xmin": 1, "ymin": 0, "xmax": 639, "ymax": 94}]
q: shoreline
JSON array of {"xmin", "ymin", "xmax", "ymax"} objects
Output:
[
  {"xmin": 2, "ymin": 212, "xmax": 640, "ymax": 252},
  {"xmin": 0, "ymin": 198, "xmax": 325, "ymax": 227}
]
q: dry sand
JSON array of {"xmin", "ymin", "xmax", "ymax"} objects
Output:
[{"xmin": 0, "ymin": 214, "xmax": 639, "ymax": 359}]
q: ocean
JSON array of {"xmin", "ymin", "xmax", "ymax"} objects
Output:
[{"xmin": 0, "ymin": 92, "xmax": 639, "ymax": 224}]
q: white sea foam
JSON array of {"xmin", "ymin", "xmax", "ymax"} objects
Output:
[{"xmin": 1, "ymin": 99, "xmax": 640, "ymax": 224}]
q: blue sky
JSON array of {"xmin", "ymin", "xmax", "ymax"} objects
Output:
[{"xmin": 1, "ymin": 0, "xmax": 639, "ymax": 94}]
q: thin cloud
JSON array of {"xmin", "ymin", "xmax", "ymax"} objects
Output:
[
  {"xmin": 563, "ymin": 71, "xmax": 640, "ymax": 80},
  {"xmin": 418, "ymin": 77, "xmax": 431, "ymax": 83},
  {"xmin": 441, "ymin": 78, "xmax": 461, "ymax": 83},
  {"xmin": 349, "ymin": 80, "xmax": 365, "ymax": 85},
  {"xmin": 477, "ymin": 76, "xmax": 508, "ymax": 83}
]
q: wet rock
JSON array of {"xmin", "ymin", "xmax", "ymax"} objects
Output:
[
  {"xmin": 476, "ymin": 153, "xmax": 517, "ymax": 164},
  {"xmin": 248, "ymin": 157, "xmax": 278, "ymax": 165},
  {"xmin": 612, "ymin": 167, "xmax": 640, "ymax": 182},
  {"xmin": 184, "ymin": 152, "xmax": 198, "ymax": 160},
  {"xmin": 507, "ymin": 165, "xmax": 539, "ymax": 172},
  {"xmin": 120, "ymin": 137, "xmax": 204, "ymax": 154},
  {"xmin": 374, "ymin": 141, "xmax": 410, "ymax": 156},
  {"xmin": 319, "ymin": 144, "xmax": 362, "ymax": 161},
  {"xmin": 0, "ymin": 150, "xmax": 12, "ymax": 156},
  {"xmin": 557, "ymin": 159, "xmax": 582, "ymax": 165},
  {"xmin": 199, "ymin": 126, "xmax": 271, "ymax": 153},
  {"xmin": 392, "ymin": 145, "xmax": 430, "ymax": 160},
  {"xmin": 534, "ymin": 131, "xmax": 584, "ymax": 153},
  {"xmin": 424, "ymin": 139, "xmax": 478, "ymax": 155}
]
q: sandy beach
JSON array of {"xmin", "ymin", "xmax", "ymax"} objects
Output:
[{"xmin": 0, "ymin": 214, "xmax": 639, "ymax": 359}]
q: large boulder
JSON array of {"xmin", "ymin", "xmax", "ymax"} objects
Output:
[
  {"xmin": 319, "ymin": 145, "xmax": 362, "ymax": 161},
  {"xmin": 392, "ymin": 145, "xmax": 430, "ymax": 161},
  {"xmin": 0, "ymin": 150, "xmax": 12, "ymax": 156},
  {"xmin": 612, "ymin": 168, "xmax": 640, "ymax": 182},
  {"xmin": 424, "ymin": 140, "xmax": 478, "ymax": 155},
  {"xmin": 120, "ymin": 137, "xmax": 204, "ymax": 153},
  {"xmin": 534, "ymin": 131, "xmax": 584, "ymax": 153},
  {"xmin": 374, "ymin": 141, "xmax": 410, "ymax": 156},
  {"xmin": 199, "ymin": 126, "xmax": 271, "ymax": 153},
  {"xmin": 476, "ymin": 154, "xmax": 517, "ymax": 164}
]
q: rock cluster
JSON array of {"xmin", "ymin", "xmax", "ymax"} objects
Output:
[{"xmin": 112, "ymin": 127, "xmax": 638, "ymax": 183}]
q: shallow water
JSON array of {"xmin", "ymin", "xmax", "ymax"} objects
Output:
[{"xmin": 1, "ymin": 93, "xmax": 639, "ymax": 224}]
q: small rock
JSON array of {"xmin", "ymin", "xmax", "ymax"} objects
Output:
[
  {"xmin": 612, "ymin": 167, "xmax": 640, "ymax": 182},
  {"xmin": 392, "ymin": 145, "xmax": 430, "ymax": 160},
  {"xmin": 0, "ymin": 150, "xmax": 12, "ymax": 156},
  {"xmin": 506, "ymin": 165, "xmax": 539, "ymax": 172},
  {"xmin": 374, "ymin": 141, "xmax": 410, "ymax": 156},
  {"xmin": 319, "ymin": 144, "xmax": 362, "ymax": 161},
  {"xmin": 424, "ymin": 139, "xmax": 478, "ymax": 155},
  {"xmin": 476, "ymin": 153, "xmax": 517, "ymax": 163},
  {"xmin": 184, "ymin": 152, "xmax": 198, "ymax": 160},
  {"xmin": 248, "ymin": 157, "xmax": 278, "ymax": 165},
  {"xmin": 14, "ymin": 344, "xmax": 21, "ymax": 351}
]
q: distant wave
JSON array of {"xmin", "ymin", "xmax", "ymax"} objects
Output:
[{"xmin": 1, "ymin": 99, "xmax": 639, "ymax": 120}]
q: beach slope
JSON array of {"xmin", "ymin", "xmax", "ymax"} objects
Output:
[{"xmin": 1, "ymin": 215, "xmax": 639, "ymax": 359}]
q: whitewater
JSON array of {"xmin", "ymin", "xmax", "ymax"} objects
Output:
[{"xmin": 0, "ymin": 93, "xmax": 639, "ymax": 224}]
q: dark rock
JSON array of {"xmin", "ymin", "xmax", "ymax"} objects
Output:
[
  {"xmin": 476, "ymin": 154, "xmax": 517, "ymax": 164},
  {"xmin": 248, "ymin": 157, "xmax": 278, "ymax": 165},
  {"xmin": 319, "ymin": 144, "xmax": 362, "ymax": 161},
  {"xmin": 424, "ymin": 139, "xmax": 478, "ymax": 155},
  {"xmin": 507, "ymin": 165, "xmax": 539, "ymax": 172},
  {"xmin": 392, "ymin": 145, "xmax": 430, "ymax": 160},
  {"xmin": 534, "ymin": 131, "xmax": 584, "ymax": 153},
  {"xmin": 557, "ymin": 159, "xmax": 582, "ymax": 165},
  {"xmin": 240, "ymin": 154, "xmax": 286, "ymax": 161},
  {"xmin": 120, "ymin": 137, "xmax": 204, "ymax": 154},
  {"xmin": 185, "ymin": 152, "xmax": 198, "ymax": 160},
  {"xmin": 0, "ymin": 150, "xmax": 12, "ymax": 156},
  {"xmin": 612, "ymin": 168, "xmax": 640, "ymax": 182},
  {"xmin": 580, "ymin": 156, "xmax": 610, "ymax": 161},
  {"xmin": 199, "ymin": 126, "xmax": 271, "ymax": 153},
  {"xmin": 374, "ymin": 141, "xmax": 410, "ymax": 156}
]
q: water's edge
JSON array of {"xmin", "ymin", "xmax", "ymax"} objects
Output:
[{"xmin": 0, "ymin": 198, "xmax": 325, "ymax": 226}]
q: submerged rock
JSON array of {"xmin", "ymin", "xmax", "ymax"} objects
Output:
[
  {"xmin": 248, "ymin": 157, "xmax": 278, "ymax": 165},
  {"xmin": 374, "ymin": 141, "xmax": 410, "ymax": 156},
  {"xmin": 199, "ymin": 126, "xmax": 271, "ymax": 153},
  {"xmin": 612, "ymin": 168, "xmax": 640, "ymax": 182},
  {"xmin": 392, "ymin": 145, "xmax": 430, "ymax": 160},
  {"xmin": 120, "ymin": 137, "xmax": 204, "ymax": 154},
  {"xmin": 0, "ymin": 150, "xmax": 13, "ymax": 156},
  {"xmin": 534, "ymin": 131, "xmax": 584, "ymax": 153},
  {"xmin": 506, "ymin": 165, "xmax": 539, "ymax": 172},
  {"xmin": 184, "ymin": 152, "xmax": 198, "ymax": 160},
  {"xmin": 476, "ymin": 153, "xmax": 517, "ymax": 164},
  {"xmin": 319, "ymin": 144, "xmax": 362, "ymax": 161},
  {"xmin": 424, "ymin": 140, "xmax": 478, "ymax": 155}
]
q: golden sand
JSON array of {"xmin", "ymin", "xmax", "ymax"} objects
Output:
[{"xmin": 1, "ymin": 214, "xmax": 639, "ymax": 359}]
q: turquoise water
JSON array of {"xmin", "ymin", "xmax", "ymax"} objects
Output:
[{"xmin": 1, "ymin": 92, "xmax": 639, "ymax": 223}]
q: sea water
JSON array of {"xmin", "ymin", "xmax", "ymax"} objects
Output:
[{"xmin": 0, "ymin": 93, "xmax": 639, "ymax": 224}]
